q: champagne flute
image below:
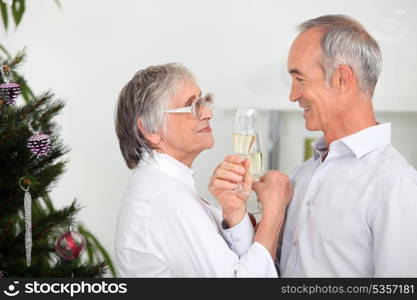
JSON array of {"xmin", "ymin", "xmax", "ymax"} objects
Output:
[
  {"xmin": 233, "ymin": 108, "xmax": 264, "ymax": 213},
  {"xmin": 233, "ymin": 108, "xmax": 258, "ymax": 192},
  {"xmin": 248, "ymin": 130, "xmax": 263, "ymax": 181},
  {"xmin": 248, "ymin": 125, "xmax": 264, "ymax": 214}
]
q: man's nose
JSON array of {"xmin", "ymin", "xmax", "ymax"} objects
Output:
[{"xmin": 289, "ymin": 82, "xmax": 301, "ymax": 102}]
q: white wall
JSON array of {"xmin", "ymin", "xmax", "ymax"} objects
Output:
[{"xmin": 2, "ymin": 0, "xmax": 416, "ymax": 276}]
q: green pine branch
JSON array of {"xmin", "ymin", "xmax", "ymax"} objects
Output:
[
  {"xmin": 1, "ymin": 0, "xmax": 61, "ymax": 32},
  {"xmin": 0, "ymin": 47, "xmax": 114, "ymax": 278}
]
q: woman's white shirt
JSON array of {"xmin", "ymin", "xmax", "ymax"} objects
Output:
[{"xmin": 115, "ymin": 151, "xmax": 277, "ymax": 277}]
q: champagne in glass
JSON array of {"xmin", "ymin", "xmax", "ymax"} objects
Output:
[
  {"xmin": 249, "ymin": 130, "xmax": 264, "ymax": 214},
  {"xmin": 249, "ymin": 151, "xmax": 263, "ymax": 180},
  {"xmin": 233, "ymin": 133, "xmax": 263, "ymax": 179},
  {"xmin": 233, "ymin": 133, "xmax": 256, "ymax": 156},
  {"xmin": 248, "ymin": 127, "xmax": 263, "ymax": 180}
]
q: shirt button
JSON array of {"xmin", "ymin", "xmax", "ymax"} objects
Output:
[
  {"xmin": 306, "ymin": 201, "xmax": 313, "ymax": 207},
  {"xmin": 292, "ymin": 241, "xmax": 298, "ymax": 247}
]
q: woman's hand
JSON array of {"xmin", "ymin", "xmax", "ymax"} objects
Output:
[{"xmin": 209, "ymin": 155, "xmax": 253, "ymax": 227}]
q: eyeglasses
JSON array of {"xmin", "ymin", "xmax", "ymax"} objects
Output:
[{"xmin": 164, "ymin": 93, "xmax": 214, "ymax": 120}]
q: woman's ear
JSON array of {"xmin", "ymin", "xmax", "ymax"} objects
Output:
[{"xmin": 137, "ymin": 119, "xmax": 161, "ymax": 146}]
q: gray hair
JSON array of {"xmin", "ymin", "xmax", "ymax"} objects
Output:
[
  {"xmin": 297, "ymin": 14, "xmax": 382, "ymax": 96},
  {"xmin": 115, "ymin": 63, "xmax": 194, "ymax": 169}
]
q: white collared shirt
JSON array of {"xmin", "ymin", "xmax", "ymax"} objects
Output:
[
  {"xmin": 280, "ymin": 123, "xmax": 417, "ymax": 277},
  {"xmin": 115, "ymin": 151, "xmax": 277, "ymax": 277}
]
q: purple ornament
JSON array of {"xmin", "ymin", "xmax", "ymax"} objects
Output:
[
  {"xmin": 0, "ymin": 82, "xmax": 21, "ymax": 105},
  {"xmin": 27, "ymin": 133, "xmax": 51, "ymax": 157}
]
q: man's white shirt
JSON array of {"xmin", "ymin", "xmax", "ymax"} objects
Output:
[
  {"xmin": 280, "ymin": 123, "xmax": 417, "ymax": 277},
  {"xmin": 115, "ymin": 151, "xmax": 277, "ymax": 277}
]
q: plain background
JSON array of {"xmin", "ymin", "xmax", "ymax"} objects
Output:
[{"xmin": 1, "ymin": 0, "xmax": 416, "ymax": 276}]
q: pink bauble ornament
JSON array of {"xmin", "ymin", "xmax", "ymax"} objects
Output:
[
  {"xmin": 27, "ymin": 133, "xmax": 51, "ymax": 157},
  {"xmin": 0, "ymin": 82, "xmax": 21, "ymax": 105}
]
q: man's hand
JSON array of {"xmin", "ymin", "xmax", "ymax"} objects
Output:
[
  {"xmin": 252, "ymin": 170, "xmax": 293, "ymax": 259},
  {"xmin": 209, "ymin": 155, "xmax": 253, "ymax": 227},
  {"xmin": 252, "ymin": 171, "xmax": 293, "ymax": 218}
]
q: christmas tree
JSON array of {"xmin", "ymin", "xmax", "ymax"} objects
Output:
[
  {"xmin": 0, "ymin": 0, "xmax": 115, "ymax": 278},
  {"xmin": 0, "ymin": 48, "xmax": 115, "ymax": 278}
]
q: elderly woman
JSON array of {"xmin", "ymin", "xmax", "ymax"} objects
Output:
[{"xmin": 114, "ymin": 63, "xmax": 290, "ymax": 277}]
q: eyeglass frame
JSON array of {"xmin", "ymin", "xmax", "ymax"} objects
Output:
[{"xmin": 163, "ymin": 92, "xmax": 214, "ymax": 119}]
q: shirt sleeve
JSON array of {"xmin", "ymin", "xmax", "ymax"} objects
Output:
[
  {"xmin": 220, "ymin": 213, "xmax": 255, "ymax": 257},
  {"xmin": 150, "ymin": 187, "xmax": 278, "ymax": 277},
  {"xmin": 370, "ymin": 174, "xmax": 417, "ymax": 277}
]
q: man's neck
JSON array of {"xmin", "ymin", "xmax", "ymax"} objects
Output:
[{"xmin": 323, "ymin": 101, "xmax": 377, "ymax": 149}]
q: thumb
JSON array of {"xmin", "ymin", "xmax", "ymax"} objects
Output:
[{"xmin": 252, "ymin": 180, "xmax": 261, "ymax": 193}]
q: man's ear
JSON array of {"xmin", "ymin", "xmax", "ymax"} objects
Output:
[
  {"xmin": 137, "ymin": 119, "xmax": 161, "ymax": 146},
  {"xmin": 332, "ymin": 64, "xmax": 354, "ymax": 94}
]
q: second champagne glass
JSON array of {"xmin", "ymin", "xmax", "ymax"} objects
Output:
[
  {"xmin": 249, "ymin": 130, "xmax": 263, "ymax": 214},
  {"xmin": 248, "ymin": 130, "xmax": 263, "ymax": 181}
]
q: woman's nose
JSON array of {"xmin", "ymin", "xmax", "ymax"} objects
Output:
[{"xmin": 199, "ymin": 105, "xmax": 213, "ymax": 120}]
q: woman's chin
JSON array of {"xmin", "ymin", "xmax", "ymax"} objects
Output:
[{"xmin": 201, "ymin": 136, "xmax": 215, "ymax": 150}]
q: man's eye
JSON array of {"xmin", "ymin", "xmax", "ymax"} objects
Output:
[{"xmin": 296, "ymin": 77, "xmax": 304, "ymax": 83}]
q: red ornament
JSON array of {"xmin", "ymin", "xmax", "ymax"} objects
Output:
[{"xmin": 55, "ymin": 229, "xmax": 87, "ymax": 261}]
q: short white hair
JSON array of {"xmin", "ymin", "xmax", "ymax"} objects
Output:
[
  {"xmin": 298, "ymin": 14, "xmax": 382, "ymax": 96},
  {"xmin": 115, "ymin": 63, "xmax": 194, "ymax": 169}
]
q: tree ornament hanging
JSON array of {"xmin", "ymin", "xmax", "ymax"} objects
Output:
[
  {"xmin": 0, "ymin": 65, "xmax": 21, "ymax": 105},
  {"xmin": 55, "ymin": 227, "xmax": 87, "ymax": 261},
  {"xmin": 19, "ymin": 178, "xmax": 32, "ymax": 267},
  {"xmin": 27, "ymin": 119, "xmax": 52, "ymax": 157}
]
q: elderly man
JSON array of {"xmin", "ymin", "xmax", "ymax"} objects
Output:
[{"xmin": 210, "ymin": 15, "xmax": 417, "ymax": 277}]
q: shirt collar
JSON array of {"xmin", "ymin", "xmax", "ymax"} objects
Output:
[
  {"xmin": 312, "ymin": 136, "xmax": 328, "ymax": 161},
  {"xmin": 312, "ymin": 123, "xmax": 392, "ymax": 161},
  {"xmin": 140, "ymin": 151, "xmax": 196, "ymax": 191},
  {"xmin": 340, "ymin": 123, "xmax": 391, "ymax": 159}
]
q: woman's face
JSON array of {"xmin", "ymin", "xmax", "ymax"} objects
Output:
[{"xmin": 158, "ymin": 79, "xmax": 214, "ymax": 165}]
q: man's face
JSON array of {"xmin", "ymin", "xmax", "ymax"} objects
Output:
[
  {"xmin": 287, "ymin": 28, "xmax": 339, "ymax": 132},
  {"xmin": 161, "ymin": 79, "xmax": 214, "ymax": 159}
]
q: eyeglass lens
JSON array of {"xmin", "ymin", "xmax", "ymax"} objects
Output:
[{"xmin": 194, "ymin": 95, "xmax": 213, "ymax": 119}]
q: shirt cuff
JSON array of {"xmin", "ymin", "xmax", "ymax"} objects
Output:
[
  {"xmin": 220, "ymin": 213, "xmax": 255, "ymax": 257},
  {"xmin": 238, "ymin": 242, "xmax": 278, "ymax": 277}
]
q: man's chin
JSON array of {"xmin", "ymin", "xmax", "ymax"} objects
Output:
[{"xmin": 304, "ymin": 121, "xmax": 320, "ymax": 132}]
